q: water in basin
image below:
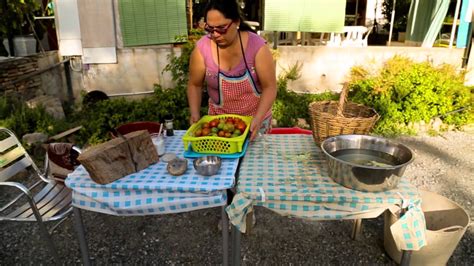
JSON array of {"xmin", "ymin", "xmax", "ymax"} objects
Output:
[{"xmin": 330, "ymin": 149, "xmax": 401, "ymax": 167}]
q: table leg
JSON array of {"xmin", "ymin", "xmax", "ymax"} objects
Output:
[
  {"xmin": 222, "ymin": 206, "xmax": 229, "ymax": 266},
  {"xmin": 231, "ymin": 225, "xmax": 241, "ymax": 266},
  {"xmin": 351, "ymin": 219, "xmax": 363, "ymax": 240},
  {"xmin": 400, "ymin": 250, "xmax": 412, "ymax": 266},
  {"xmin": 399, "ymin": 207, "xmax": 412, "ymax": 266},
  {"xmin": 72, "ymin": 207, "xmax": 91, "ymax": 266}
]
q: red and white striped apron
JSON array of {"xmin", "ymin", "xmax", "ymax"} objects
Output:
[{"xmin": 208, "ymin": 32, "xmax": 271, "ymax": 133}]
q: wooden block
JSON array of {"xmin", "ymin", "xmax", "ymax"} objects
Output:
[{"xmin": 78, "ymin": 130, "xmax": 158, "ymax": 184}]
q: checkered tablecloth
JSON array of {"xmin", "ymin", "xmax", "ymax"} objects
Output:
[
  {"xmin": 226, "ymin": 134, "xmax": 427, "ymax": 251},
  {"xmin": 65, "ymin": 131, "xmax": 238, "ymax": 216}
]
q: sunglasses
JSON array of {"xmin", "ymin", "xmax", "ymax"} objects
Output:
[{"xmin": 204, "ymin": 22, "xmax": 233, "ymax": 34}]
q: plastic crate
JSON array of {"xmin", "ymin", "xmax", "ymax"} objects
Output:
[{"xmin": 182, "ymin": 114, "xmax": 252, "ymax": 154}]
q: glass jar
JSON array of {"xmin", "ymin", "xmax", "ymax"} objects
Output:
[
  {"xmin": 165, "ymin": 119, "xmax": 174, "ymax": 136},
  {"xmin": 154, "ymin": 135, "xmax": 165, "ymax": 156}
]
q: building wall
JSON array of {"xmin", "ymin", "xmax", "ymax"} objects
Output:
[
  {"xmin": 276, "ymin": 46, "xmax": 465, "ymax": 93},
  {"xmin": 77, "ymin": 46, "xmax": 178, "ymax": 98},
  {"xmin": 74, "ymin": 46, "xmax": 465, "ymax": 98},
  {"xmin": 0, "ymin": 51, "xmax": 66, "ymax": 101},
  {"xmin": 37, "ymin": 51, "xmax": 68, "ymax": 100}
]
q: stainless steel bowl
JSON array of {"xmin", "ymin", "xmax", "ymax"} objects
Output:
[
  {"xmin": 321, "ymin": 135, "xmax": 414, "ymax": 192},
  {"xmin": 193, "ymin": 156, "xmax": 222, "ymax": 176}
]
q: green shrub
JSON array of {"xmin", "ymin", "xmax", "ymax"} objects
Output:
[
  {"xmin": 0, "ymin": 96, "xmax": 70, "ymax": 138},
  {"xmin": 273, "ymin": 63, "xmax": 338, "ymax": 127},
  {"xmin": 348, "ymin": 56, "xmax": 473, "ymax": 136},
  {"xmin": 164, "ymin": 28, "xmax": 206, "ymax": 85},
  {"xmin": 73, "ymin": 29, "xmax": 208, "ymax": 145},
  {"xmin": 72, "ymin": 84, "xmax": 195, "ymax": 145}
]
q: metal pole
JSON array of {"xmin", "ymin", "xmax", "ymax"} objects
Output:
[
  {"xmin": 222, "ymin": 206, "xmax": 229, "ymax": 266},
  {"xmin": 388, "ymin": 0, "xmax": 397, "ymax": 46},
  {"xmin": 449, "ymin": 0, "xmax": 462, "ymax": 48},
  {"xmin": 351, "ymin": 219, "xmax": 363, "ymax": 240},
  {"xmin": 354, "ymin": 0, "xmax": 359, "ymax": 26},
  {"xmin": 462, "ymin": 9, "xmax": 474, "ymax": 68},
  {"xmin": 72, "ymin": 207, "xmax": 91, "ymax": 266},
  {"xmin": 231, "ymin": 225, "xmax": 241, "ymax": 266}
]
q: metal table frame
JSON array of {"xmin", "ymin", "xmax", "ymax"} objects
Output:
[
  {"xmin": 229, "ymin": 213, "xmax": 411, "ymax": 266},
  {"xmin": 228, "ymin": 133, "xmax": 414, "ymax": 265},
  {"xmin": 68, "ymin": 131, "xmax": 236, "ymax": 265},
  {"xmin": 72, "ymin": 204, "xmax": 230, "ymax": 265}
]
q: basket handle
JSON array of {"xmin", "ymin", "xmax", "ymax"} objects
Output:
[{"xmin": 336, "ymin": 83, "xmax": 349, "ymax": 117}]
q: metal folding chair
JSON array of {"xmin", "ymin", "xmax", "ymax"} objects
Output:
[{"xmin": 0, "ymin": 127, "xmax": 81, "ymax": 262}]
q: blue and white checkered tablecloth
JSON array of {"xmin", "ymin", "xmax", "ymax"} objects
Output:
[
  {"xmin": 65, "ymin": 131, "xmax": 238, "ymax": 216},
  {"xmin": 226, "ymin": 134, "xmax": 427, "ymax": 251}
]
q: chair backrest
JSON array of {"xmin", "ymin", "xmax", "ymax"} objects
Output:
[
  {"xmin": 0, "ymin": 127, "xmax": 46, "ymax": 182},
  {"xmin": 341, "ymin": 26, "xmax": 370, "ymax": 47},
  {"xmin": 362, "ymin": 26, "xmax": 373, "ymax": 46},
  {"xmin": 45, "ymin": 143, "xmax": 81, "ymax": 182},
  {"xmin": 113, "ymin": 121, "xmax": 161, "ymax": 138}
]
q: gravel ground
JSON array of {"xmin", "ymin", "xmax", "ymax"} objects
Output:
[{"xmin": 1, "ymin": 130, "xmax": 473, "ymax": 265}]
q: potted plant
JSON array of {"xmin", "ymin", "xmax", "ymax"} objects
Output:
[{"xmin": 0, "ymin": 0, "xmax": 41, "ymax": 57}]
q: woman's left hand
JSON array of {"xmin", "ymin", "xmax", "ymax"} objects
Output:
[{"xmin": 249, "ymin": 118, "xmax": 262, "ymax": 141}]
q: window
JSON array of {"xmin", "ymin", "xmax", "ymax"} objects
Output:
[
  {"xmin": 264, "ymin": 0, "xmax": 346, "ymax": 32},
  {"xmin": 118, "ymin": 0, "xmax": 188, "ymax": 46}
]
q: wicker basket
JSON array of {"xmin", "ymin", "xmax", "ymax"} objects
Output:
[{"xmin": 308, "ymin": 84, "xmax": 379, "ymax": 145}]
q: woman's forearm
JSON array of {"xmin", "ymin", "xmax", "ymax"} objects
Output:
[
  {"xmin": 254, "ymin": 86, "xmax": 277, "ymax": 122},
  {"xmin": 187, "ymin": 84, "xmax": 203, "ymax": 123}
]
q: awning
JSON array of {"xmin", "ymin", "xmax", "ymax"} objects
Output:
[{"xmin": 405, "ymin": 0, "xmax": 450, "ymax": 47}]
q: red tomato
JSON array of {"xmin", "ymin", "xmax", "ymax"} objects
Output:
[
  {"xmin": 202, "ymin": 122, "xmax": 210, "ymax": 128},
  {"xmin": 194, "ymin": 129, "xmax": 202, "ymax": 137},
  {"xmin": 202, "ymin": 128, "xmax": 211, "ymax": 136},
  {"xmin": 226, "ymin": 118, "xmax": 234, "ymax": 124},
  {"xmin": 236, "ymin": 122, "xmax": 246, "ymax": 132},
  {"xmin": 218, "ymin": 130, "xmax": 225, "ymax": 137},
  {"xmin": 209, "ymin": 120, "xmax": 219, "ymax": 128},
  {"xmin": 224, "ymin": 132, "xmax": 232, "ymax": 138}
]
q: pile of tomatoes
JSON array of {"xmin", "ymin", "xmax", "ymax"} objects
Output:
[{"xmin": 193, "ymin": 117, "xmax": 247, "ymax": 138}]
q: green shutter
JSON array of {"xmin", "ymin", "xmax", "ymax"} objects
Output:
[
  {"xmin": 119, "ymin": 0, "xmax": 188, "ymax": 46},
  {"xmin": 264, "ymin": 0, "xmax": 346, "ymax": 33}
]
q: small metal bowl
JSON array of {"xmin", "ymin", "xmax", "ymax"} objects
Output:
[{"xmin": 193, "ymin": 156, "xmax": 222, "ymax": 176}]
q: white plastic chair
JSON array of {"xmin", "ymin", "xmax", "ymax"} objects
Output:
[
  {"xmin": 327, "ymin": 32, "xmax": 343, "ymax": 47},
  {"xmin": 341, "ymin": 26, "xmax": 372, "ymax": 47},
  {"xmin": 0, "ymin": 127, "xmax": 81, "ymax": 262},
  {"xmin": 327, "ymin": 26, "xmax": 372, "ymax": 47}
]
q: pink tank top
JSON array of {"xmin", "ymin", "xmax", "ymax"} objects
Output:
[{"xmin": 196, "ymin": 32, "xmax": 266, "ymax": 104}]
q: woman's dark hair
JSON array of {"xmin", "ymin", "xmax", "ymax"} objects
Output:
[{"xmin": 204, "ymin": 0, "xmax": 255, "ymax": 33}]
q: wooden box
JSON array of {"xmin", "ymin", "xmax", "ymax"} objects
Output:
[{"xmin": 78, "ymin": 130, "xmax": 159, "ymax": 184}]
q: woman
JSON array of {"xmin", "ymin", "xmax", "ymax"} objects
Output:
[{"xmin": 187, "ymin": 0, "xmax": 277, "ymax": 141}]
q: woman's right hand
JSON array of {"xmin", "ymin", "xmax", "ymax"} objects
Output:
[{"xmin": 189, "ymin": 114, "xmax": 201, "ymax": 125}]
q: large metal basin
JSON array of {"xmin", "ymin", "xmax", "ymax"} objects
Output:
[{"xmin": 321, "ymin": 135, "xmax": 414, "ymax": 192}]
